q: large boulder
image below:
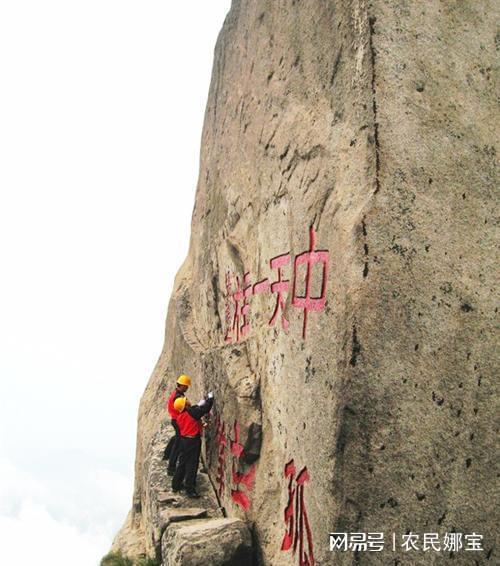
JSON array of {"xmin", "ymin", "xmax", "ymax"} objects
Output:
[
  {"xmin": 161, "ymin": 518, "xmax": 253, "ymax": 566},
  {"xmin": 114, "ymin": 0, "xmax": 498, "ymax": 564}
]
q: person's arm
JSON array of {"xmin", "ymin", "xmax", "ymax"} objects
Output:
[{"xmin": 187, "ymin": 397, "xmax": 214, "ymax": 420}]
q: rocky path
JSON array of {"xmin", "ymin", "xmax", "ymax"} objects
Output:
[{"xmin": 150, "ymin": 424, "xmax": 254, "ymax": 565}]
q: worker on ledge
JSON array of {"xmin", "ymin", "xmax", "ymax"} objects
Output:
[
  {"xmin": 171, "ymin": 392, "xmax": 214, "ymax": 498},
  {"xmin": 164, "ymin": 374, "xmax": 191, "ymax": 476}
]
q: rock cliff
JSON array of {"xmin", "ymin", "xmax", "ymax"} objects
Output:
[{"xmin": 113, "ymin": 1, "xmax": 498, "ymax": 564}]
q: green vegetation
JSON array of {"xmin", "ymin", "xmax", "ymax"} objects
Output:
[
  {"xmin": 100, "ymin": 552, "xmax": 161, "ymax": 566},
  {"xmin": 100, "ymin": 553, "xmax": 134, "ymax": 566},
  {"xmin": 136, "ymin": 558, "xmax": 161, "ymax": 566}
]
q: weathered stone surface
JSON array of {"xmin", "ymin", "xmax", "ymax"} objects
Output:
[
  {"xmin": 157, "ymin": 493, "xmax": 178, "ymax": 505},
  {"xmin": 113, "ymin": 0, "xmax": 498, "ymax": 564},
  {"xmin": 161, "ymin": 518, "xmax": 253, "ymax": 566}
]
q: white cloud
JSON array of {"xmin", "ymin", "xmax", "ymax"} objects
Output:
[
  {"xmin": 0, "ymin": 453, "xmax": 132, "ymax": 534},
  {"xmin": 0, "ymin": 500, "xmax": 110, "ymax": 566},
  {"xmin": 0, "ymin": 0, "xmax": 231, "ymax": 562},
  {"xmin": 0, "ymin": 455, "xmax": 132, "ymax": 564},
  {"xmin": 0, "ymin": 456, "xmax": 49, "ymax": 516}
]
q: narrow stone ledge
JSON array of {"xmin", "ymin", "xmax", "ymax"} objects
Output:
[{"xmin": 159, "ymin": 507, "xmax": 208, "ymax": 529}]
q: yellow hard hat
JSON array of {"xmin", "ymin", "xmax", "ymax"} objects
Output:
[
  {"xmin": 177, "ymin": 374, "xmax": 191, "ymax": 387},
  {"xmin": 173, "ymin": 397, "xmax": 187, "ymax": 412}
]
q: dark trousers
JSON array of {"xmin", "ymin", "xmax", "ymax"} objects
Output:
[
  {"xmin": 166, "ymin": 420, "xmax": 181, "ymax": 472},
  {"xmin": 172, "ymin": 436, "xmax": 201, "ymax": 492}
]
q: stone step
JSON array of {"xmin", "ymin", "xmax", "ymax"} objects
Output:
[
  {"xmin": 157, "ymin": 492, "xmax": 178, "ymax": 505},
  {"xmin": 159, "ymin": 507, "xmax": 208, "ymax": 529}
]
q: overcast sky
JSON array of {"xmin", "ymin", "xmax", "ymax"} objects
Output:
[{"xmin": 0, "ymin": 2, "xmax": 231, "ymax": 564}]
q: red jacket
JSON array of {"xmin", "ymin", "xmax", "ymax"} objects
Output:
[
  {"xmin": 177, "ymin": 398, "xmax": 214, "ymax": 437},
  {"xmin": 167, "ymin": 388, "xmax": 184, "ymax": 420}
]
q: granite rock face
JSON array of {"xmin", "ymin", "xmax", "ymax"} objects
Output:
[{"xmin": 114, "ymin": 1, "xmax": 498, "ymax": 564}]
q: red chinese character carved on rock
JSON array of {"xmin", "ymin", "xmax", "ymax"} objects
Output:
[
  {"xmin": 269, "ymin": 253, "xmax": 291, "ymax": 332},
  {"xmin": 241, "ymin": 272, "xmax": 252, "ymax": 337},
  {"xmin": 230, "ymin": 421, "xmax": 244, "ymax": 457},
  {"xmin": 211, "ymin": 418, "xmax": 256, "ymax": 511},
  {"xmin": 224, "ymin": 271, "xmax": 253, "ymax": 343},
  {"xmin": 229, "ymin": 421, "xmax": 256, "ymax": 511},
  {"xmin": 222, "ymin": 225, "xmax": 329, "ymax": 342},
  {"xmin": 281, "ymin": 459, "xmax": 314, "ymax": 566},
  {"xmin": 231, "ymin": 275, "xmax": 244, "ymax": 343},
  {"xmin": 232, "ymin": 461, "xmax": 256, "ymax": 491},
  {"xmin": 292, "ymin": 226, "xmax": 329, "ymax": 339},
  {"xmin": 224, "ymin": 272, "xmax": 233, "ymax": 343}
]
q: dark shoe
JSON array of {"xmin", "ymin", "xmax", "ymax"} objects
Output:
[{"xmin": 186, "ymin": 490, "xmax": 201, "ymax": 499}]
